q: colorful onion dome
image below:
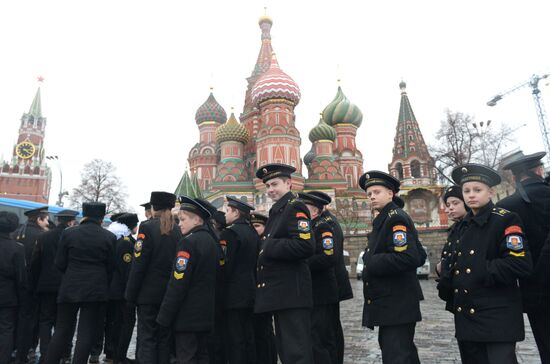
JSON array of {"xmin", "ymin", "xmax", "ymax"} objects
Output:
[
  {"xmin": 399, "ymin": 80, "xmax": 407, "ymax": 90},
  {"xmin": 251, "ymin": 54, "xmax": 301, "ymax": 106},
  {"xmin": 322, "ymin": 86, "xmax": 363, "ymax": 127},
  {"xmin": 309, "ymin": 118, "xmax": 336, "ymax": 143},
  {"xmin": 304, "ymin": 148, "xmax": 315, "ymax": 165},
  {"xmin": 195, "ymin": 92, "xmax": 227, "ymax": 124},
  {"xmin": 258, "ymin": 14, "xmax": 273, "ymax": 25},
  {"xmin": 216, "ymin": 113, "xmax": 249, "ymax": 144}
]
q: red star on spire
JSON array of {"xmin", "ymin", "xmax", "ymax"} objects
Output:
[{"xmin": 37, "ymin": 76, "xmax": 45, "ymax": 82}]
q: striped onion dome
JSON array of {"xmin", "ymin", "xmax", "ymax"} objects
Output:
[
  {"xmin": 251, "ymin": 54, "xmax": 301, "ymax": 106},
  {"xmin": 322, "ymin": 86, "xmax": 363, "ymax": 127},
  {"xmin": 195, "ymin": 92, "xmax": 227, "ymax": 124},
  {"xmin": 216, "ymin": 113, "xmax": 249, "ymax": 144},
  {"xmin": 309, "ymin": 118, "xmax": 336, "ymax": 143}
]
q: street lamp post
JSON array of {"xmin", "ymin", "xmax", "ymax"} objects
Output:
[
  {"xmin": 472, "ymin": 120, "xmax": 492, "ymax": 166},
  {"xmin": 46, "ymin": 155, "xmax": 68, "ymax": 207}
]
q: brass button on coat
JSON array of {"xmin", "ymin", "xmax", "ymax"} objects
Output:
[
  {"xmin": 470, "ymin": 250, "xmax": 475, "ymax": 255},
  {"xmin": 457, "ymin": 307, "xmax": 462, "ymax": 312},
  {"xmin": 466, "ymin": 268, "xmax": 471, "ymax": 274},
  {"xmin": 470, "ymin": 308, "xmax": 475, "ymax": 314}
]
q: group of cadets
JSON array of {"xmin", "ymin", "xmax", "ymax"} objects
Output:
[{"xmin": 1, "ymin": 153, "xmax": 549, "ymax": 364}]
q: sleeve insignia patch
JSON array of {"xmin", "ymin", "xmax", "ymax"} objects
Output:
[
  {"xmin": 173, "ymin": 271, "xmax": 184, "ymax": 280},
  {"xmin": 175, "ymin": 251, "xmax": 190, "ymax": 272},
  {"xmin": 321, "ymin": 231, "xmax": 333, "ymax": 238},
  {"xmin": 393, "ymin": 231, "xmax": 407, "ymax": 246},
  {"xmin": 123, "ymin": 253, "xmax": 132, "ymax": 263},
  {"xmin": 299, "ymin": 232, "xmax": 311, "ymax": 240},
  {"xmin": 220, "ymin": 239, "xmax": 227, "ymax": 254},
  {"xmin": 123, "ymin": 236, "xmax": 130, "ymax": 241},
  {"xmin": 137, "ymin": 233, "xmax": 145, "ymax": 240},
  {"xmin": 323, "ymin": 237, "xmax": 334, "ymax": 250},
  {"xmin": 298, "ymin": 220, "xmax": 310, "ymax": 232},
  {"xmin": 134, "ymin": 240, "xmax": 143, "ymax": 258},
  {"xmin": 506, "ymin": 235, "xmax": 524, "ymax": 251},
  {"xmin": 394, "ymin": 245, "xmax": 408, "ymax": 252},
  {"xmin": 505, "ymin": 226, "xmax": 523, "ymax": 235},
  {"xmin": 296, "ymin": 212, "xmax": 308, "ymax": 219},
  {"xmin": 392, "ymin": 225, "xmax": 407, "ymax": 232}
]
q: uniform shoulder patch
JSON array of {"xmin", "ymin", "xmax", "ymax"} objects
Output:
[
  {"xmin": 299, "ymin": 232, "xmax": 311, "ymax": 240},
  {"xmin": 492, "ymin": 208, "xmax": 510, "ymax": 217},
  {"xmin": 296, "ymin": 212, "xmax": 308, "ymax": 219},
  {"xmin": 322, "ymin": 231, "xmax": 333, "ymax": 238},
  {"xmin": 393, "ymin": 231, "xmax": 407, "ymax": 246},
  {"xmin": 175, "ymin": 251, "xmax": 190, "ymax": 274},
  {"xmin": 388, "ymin": 209, "xmax": 398, "ymax": 217},
  {"xmin": 506, "ymin": 235, "xmax": 524, "ymax": 251},
  {"xmin": 505, "ymin": 225, "xmax": 523, "ymax": 235},
  {"xmin": 123, "ymin": 253, "xmax": 132, "ymax": 263},
  {"xmin": 322, "ymin": 237, "xmax": 334, "ymax": 255},
  {"xmin": 137, "ymin": 233, "xmax": 146, "ymax": 240},
  {"xmin": 298, "ymin": 219, "xmax": 310, "ymax": 232},
  {"xmin": 392, "ymin": 224, "xmax": 407, "ymax": 232},
  {"xmin": 134, "ymin": 239, "xmax": 143, "ymax": 258}
]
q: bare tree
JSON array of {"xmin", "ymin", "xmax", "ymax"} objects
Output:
[
  {"xmin": 334, "ymin": 198, "xmax": 360, "ymax": 236},
  {"xmin": 429, "ymin": 109, "xmax": 515, "ymax": 181},
  {"xmin": 69, "ymin": 159, "xmax": 128, "ymax": 214}
]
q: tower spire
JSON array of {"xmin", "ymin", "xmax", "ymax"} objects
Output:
[{"xmin": 28, "ymin": 77, "xmax": 44, "ymax": 118}]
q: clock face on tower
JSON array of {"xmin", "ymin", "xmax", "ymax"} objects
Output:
[{"xmin": 15, "ymin": 141, "xmax": 36, "ymax": 159}]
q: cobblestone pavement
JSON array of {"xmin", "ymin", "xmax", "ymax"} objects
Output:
[
  {"xmin": 341, "ymin": 278, "xmax": 540, "ymax": 364},
  {"xmin": 120, "ymin": 278, "xmax": 540, "ymax": 363}
]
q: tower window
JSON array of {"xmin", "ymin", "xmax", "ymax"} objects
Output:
[
  {"xmin": 410, "ymin": 160, "xmax": 421, "ymax": 178},
  {"xmin": 395, "ymin": 163, "xmax": 404, "ymax": 180}
]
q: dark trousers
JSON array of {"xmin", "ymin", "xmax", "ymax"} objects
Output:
[
  {"xmin": 43, "ymin": 302, "xmax": 104, "ymax": 364},
  {"xmin": 311, "ymin": 304, "xmax": 336, "ymax": 364},
  {"xmin": 114, "ymin": 301, "xmax": 136, "ymax": 361},
  {"xmin": 175, "ymin": 332, "xmax": 209, "ymax": 364},
  {"xmin": 37, "ymin": 293, "xmax": 57, "ymax": 360},
  {"xmin": 207, "ymin": 314, "xmax": 226, "ymax": 364},
  {"xmin": 528, "ymin": 311, "xmax": 550, "ymax": 363},
  {"xmin": 0, "ymin": 307, "xmax": 17, "ymax": 364},
  {"xmin": 378, "ymin": 323, "xmax": 420, "ymax": 364},
  {"xmin": 224, "ymin": 308, "xmax": 256, "ymax": 364},
  {"xmin": 136, "ymin": 304, "xmax": 170, "ymax": 364},
  {"xmin": 333, "ymin": 303, "xmax": 344, "ymax": 364},
  {"xmin": 101, "ymin": 300, "xmax": 122, "ymax": 359},
  {"xmin": 458, "ymin": 341, "xmax": 518, "ymax": 364},
  {"xmin": 16, "ymin": 296, "xmax": 39, "ymax": 362},
  {"xmin": 253, "ymin": 313, "xmax": 277, "ymax": 364},
  {"xmin": 91, "ymin": 303, "xmax": 111, "ymax": 357},
  {"xmin": 273, "ymin": 308, "xmax": 313, "ymax": 364}
]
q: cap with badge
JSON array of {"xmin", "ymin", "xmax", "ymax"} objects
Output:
[
  {"xmin": 179, "ymin": 196, "xmax": 212, "ymax": 220},
  {"xmin": 307, "ymin": 191, "xmax": 332, "ymax": 205},
  {"xmin": 55, "ymin": 209, "xmax": 79, "ymax": 219},
  {"xmin": 24, "ymin": 206, "xmax": 49, "ymax": 217},
  {"xmin": 0, "ymin": 211, "xmax": 19, "ymax": 233},
  {"xmin": 451, "ymin": 164, "xmax": 501, "ymax": 187},
  {"xmin": 110, "ymin": 212, "xmax": 126, "ymax": 222},
  {"xmin": 358, "ymin": 170, "xmax": 400, "ymax": 193},
  {"xmin": 226, "ymin": 195, "xmax": 255, "ymax": 213},
  {"xmin": 298, "ymin": 192, "xmax": 330, "ymax": 210},
  {"xmin": 443, "ymin": 185, "xmax": 465, "ymax": 203},
  {"xmin": 150, "ymin": 192, "xmax": 176, "ymax": 210},
  {"xmin": 196, "ymin": 198, "xmax": 226, "ymax": 227},
  {"xmin": 503, "ymin": 151, "xmax": 546, "ymax": 175},
  {"xmin": 83, "ymin": 202, "xmax": 107, "ymax": 219},
  {"xmin": 256, "ymin": 163, "xmax": 296, "ymax": 183},
  {"xmin": 117, "ymin": 213, "xmax": 139, "ymax": 230},
  {"xmin": 250, "ymin": 213, "xmax": 268, "ymax": 225}
]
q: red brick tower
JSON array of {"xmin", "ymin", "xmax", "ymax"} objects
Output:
[
  {"xmin": 188, "ymin": 91, "xmax": 227, "ymax": 191},
  {"xmin": 251, "ymin": 53, "xmax": 304, "ymax": 190},
  {"xmin": 0, "ymin": 80, "xmax": 51, "ymax": 203}
]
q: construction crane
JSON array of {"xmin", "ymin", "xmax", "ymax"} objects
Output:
[{"xmin": 487, "ymin": 73, "xmax": 550, "ymax": 162}]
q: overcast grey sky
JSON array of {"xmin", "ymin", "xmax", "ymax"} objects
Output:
[{"xmin": 1, "ymin": 0, "xmax": 549, "ymax": 215}]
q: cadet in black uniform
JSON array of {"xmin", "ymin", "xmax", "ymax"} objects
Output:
[
  {"xmin": 157, "ymin": 196, "xmax": 218, "ymax": 364},
  {"xmin": 496, "ymin": 152, "xmax": 550, "ymax": 363},
  {"xmin": 220, "ymin": 196, "xmax": 259, "ymax": 364},
  {"xmin": 195, "ymin": 198, "xmax": 228, "ymax": 364},
  {"xmin": 250, "ymin": 213, "xmax": 278, "ymax": 364},
  {"xmin": 359, "ymin": 171, "xmax": 423, "ymax": 364},
  {"xmin": 308, "ymin": 191, "xmax": 352, "ymax": 364},
  {"xmin": 0, "ymin": 212, "xmax": 28, "ymax": 364},
  {"xmin": 299, "ymin": 192, "xmax": 339, "ymax": 364},
  {"xmin": 436, "ymin": 186, "xmax": 468, "ymax": 313},
  {"xmin": 43, "ymin": 202, "xmax": 116, "ymax": 364},
  {"xmin": 30, "ymin": 209, "xmax": 78, "ymax": 363},
  {"xmin": 15, "ymin": 206, "xmax": 50, "ymax": 363},
  {"xmin": 125, "ymin": 192, "xmax": 181, "ymax": 364},
  {"xmin": 106, "ymin": 213, "xmax": 139, "ymax": 364},
  {"xmin": 442, "ymin": 164, "xmax": 533, "ymax": 363},
  {"xmin": 255, "ymin": 163, "xmax": 315, "ymax": 364}
]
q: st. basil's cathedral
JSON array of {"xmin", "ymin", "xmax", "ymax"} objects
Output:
[{"xmin": 176, "ymin": 14, "xmax": 448, "ymax": 242}]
